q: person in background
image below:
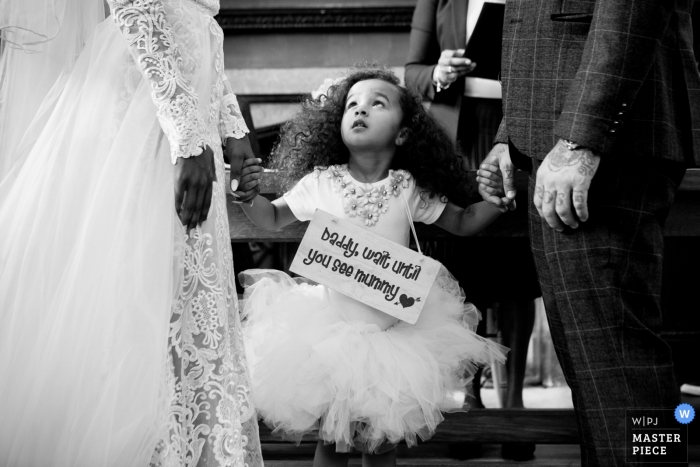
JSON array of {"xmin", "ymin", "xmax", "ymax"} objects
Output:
[
  {"xmin": 694, "ymin": 0, "xmax": 700, "ymax": 67},
  {"xmin": 405, "ymin": 1, "xmax": 539, "ymax": 460}
]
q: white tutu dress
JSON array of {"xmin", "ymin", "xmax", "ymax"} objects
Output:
[
  {"xmin": 0, "ymin": 1, "xmax": 262, "ymax": 466},
  {"xmin": 240, "ymin": 165, "xmax": 507, "ymax": 453}
]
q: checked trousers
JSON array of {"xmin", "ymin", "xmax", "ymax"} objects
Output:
[{"xmin": 528, "ymin": 158, "xmax": 685, "ymax": 467}]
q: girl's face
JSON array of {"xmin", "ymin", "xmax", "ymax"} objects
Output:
[{"xmin": 341, "ymin": 79, "xmax": 406, "ymax": 155}]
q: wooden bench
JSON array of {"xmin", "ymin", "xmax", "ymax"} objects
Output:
[
  {"xmin": 227, "ymin": 168, "xmax": 700, "ymax": 242},
  {"xmin": 259, "ymin": 410, "xmax": 585, "ymax": 466}
]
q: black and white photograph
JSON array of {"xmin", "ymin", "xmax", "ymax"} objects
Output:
[{"xmin": 0, "ymin": 1, "xmax": 699, "ymax": 466}]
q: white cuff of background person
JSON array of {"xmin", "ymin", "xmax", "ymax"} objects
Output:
[{"xmin": 464, "ymin": 0, "xmax": 505, "ymax": 100}]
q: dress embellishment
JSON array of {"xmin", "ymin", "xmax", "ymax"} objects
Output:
[{"xmin": 321, "ymin": 164, "xmax": 410, "ymax": 227}]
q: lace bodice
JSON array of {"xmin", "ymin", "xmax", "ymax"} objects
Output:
[{"xmin": 183, "ymin": 0, "xmax": 219, "ymax": 16}]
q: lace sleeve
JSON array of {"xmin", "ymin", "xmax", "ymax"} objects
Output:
[
  {"xmin": 219, "ymin": 73, "xmax": 249, "ymax": 141},
  {"xmin": 108, "ymin": 0, "xmax": 206, "ymax": 164}
]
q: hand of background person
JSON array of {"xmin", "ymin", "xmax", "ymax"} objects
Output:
[
  {"xmin": 432, "ymin": 49, "xmax": 477, "ymax": 90},
  {"xmin": 477, "ymin": 143, "xmax": 517, "ymax": 212},
  {"xmin": 225, "ymin": 135, "xmax": 255, "ymax": 194},
  {"xmin": 534, "ymin": 139, "xmax": 600, "ymax": 231},
  {"xmin": 174, "ymin": 145, "xmax": 216, "ymax": 233},
  {"xmin": 232, "ymin": 157, "xmax": 263, "ymax": 204}
]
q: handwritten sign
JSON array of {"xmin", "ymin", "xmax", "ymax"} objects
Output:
[{"xmin": 290, "ymin": 210, "xmax": 441, "ymax": 324}]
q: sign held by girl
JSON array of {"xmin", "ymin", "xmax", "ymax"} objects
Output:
[{"xmin": 291, "ymin": 209, "xmax": 440, "ymax": 324}]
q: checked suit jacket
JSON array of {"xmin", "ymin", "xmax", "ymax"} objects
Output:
[{"xmin": 494, "ymin": 0, "xmax": 700, "ymax": 165}]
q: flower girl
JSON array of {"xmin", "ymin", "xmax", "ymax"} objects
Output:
[{"xmin": 236, "ymin": 66, "xmax": 508, "ymax": 467}]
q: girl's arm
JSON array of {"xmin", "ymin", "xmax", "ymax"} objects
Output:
[
  {"xmin": 234, "ymin": 157, "xmax": 299, "ymax": 231},
  {"xmin": 433, "ymin": 201, "xmax": 504, "ymax": 237},
  {"xmin": 240, "ymin": 196, "xmax": 298, "ymax": 232}
]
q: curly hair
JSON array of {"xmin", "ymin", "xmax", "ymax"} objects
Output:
[{"xmin": 269, "ymin": 65, "xmax": 472, "ymax": 206}]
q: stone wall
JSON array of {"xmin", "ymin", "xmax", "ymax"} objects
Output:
[{"xmin": 219, "ymin": 1, "xmax": 415, "ymax": 130}]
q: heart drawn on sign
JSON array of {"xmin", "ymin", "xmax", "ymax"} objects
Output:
[{"xmin": 399, "ymin": 294, "xmax": 417, "ymax": 308}]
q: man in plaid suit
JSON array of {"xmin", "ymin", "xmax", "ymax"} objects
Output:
[{"xmin": 478, "ymin": 1, "xmax": 700, "ymax": 465}]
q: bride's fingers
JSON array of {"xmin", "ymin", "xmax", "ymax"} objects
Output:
[
  {"xmin": 228, "ymin": 147, "xmax": 244, "ymax": 188},
  {"xmin": 200, "ymin": 184, "xmax": 213, "ymax": 224},
  {"xmin": 187, "ymin": 192, "xmax": 200, "ymax": 232},
  {"xmin": 175, "ymin": 181, "xmax": 185, "ymax": 220},
  {"xmin": 191, "ymin": 183, "xmax": 208, "ymax": 230},
  {"xmin": 179, "ymin": 188, "xmax": 193, "ymax": 230}
]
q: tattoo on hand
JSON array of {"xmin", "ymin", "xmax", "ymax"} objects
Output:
[
  {"xmin": 547, "ymin": 143, "xmax": 600, "ymax": 176},
  {"xmin": 573, "ymin": 190, "xmax": 585, "ymax": 202},
  {"xmin": 543, "ymin": 191, "xmax": 554, "ymax": 203},
  {"xmin": 535, "ymin": 185, "xmax": 544, "ymax": 199},
  {"xmin": 556, "ymin": 193, "xmax": 565, "ymax": 206},
  {"xmin": 577, "ymin": 155, "xmax": 598, "ymax": 176}
]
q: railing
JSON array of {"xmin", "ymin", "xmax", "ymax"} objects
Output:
[{"xmin": 226, "ymin": 168, "xmax": 700, "ymax": 242}]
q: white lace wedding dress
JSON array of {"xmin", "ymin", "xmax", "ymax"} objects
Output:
[{"xmin": 0, "ymin": 0, "xmax": 263, "ymax": 466}]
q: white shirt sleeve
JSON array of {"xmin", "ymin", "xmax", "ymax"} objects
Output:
[
  {"xmin": 283, "ymin": 172, "xmax": 321, "ymax": 222},
  {"xmin": 466, "ymin": 0, "xmax": 506, "ymax": 44}
]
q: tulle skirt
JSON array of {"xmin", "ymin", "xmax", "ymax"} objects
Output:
[
  {"xmin": 240, "ymin": 268, "xmax": 507, "ymax": 454},
  {"xmin": 0, "ymin": 4, "xmax": 261, "ymax": 466}
]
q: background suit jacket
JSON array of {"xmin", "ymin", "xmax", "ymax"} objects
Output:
[
  {"xmin": 494, "ymin": 0, "xmax": 700, "ymax": 165},
  {"xmin": 405, "ymin": 0, "xmax": 469, "ymax": 142}
]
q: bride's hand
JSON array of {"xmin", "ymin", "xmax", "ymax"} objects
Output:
[
  {"xmin": 225, "ymin": 135, "xmax": 255, "ymax": 193},
  {"xmin": 174, "ymin": 145, "xmax": 217, "ymax": 232},
  {"xmin": 232, "ymin": 157, "xmax": 263, "ymax": 204}
]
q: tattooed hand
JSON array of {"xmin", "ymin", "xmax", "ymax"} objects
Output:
[
  {"xmin": 477, "ymin": 143, "xmax": 517, "ymax": 212},
  {"xmin": 534, "ymin": 138, "xmax": 601, "ymax": 231}
]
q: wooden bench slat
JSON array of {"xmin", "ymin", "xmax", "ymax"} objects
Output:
[
  {"xmin": 260, "ymin": 443, "xmax": 586, "ymax": 466},
  {"xmin": 259, "ymin": 445, "xmax": 700, "ymax": 465},
  {"xmin": 257, "ymin": 409, "xmax": 579, "ymax": 444},
  {"xmin": 226, "ymin": 170, "xmax": 700, "ymax": 240},
  {"xmin": 431, "ymin": 410, "xmax": 579, "ymax": 444},
  {"xmin": 229, "ymin": 168, "xmax": 700, "ymax": 194}
]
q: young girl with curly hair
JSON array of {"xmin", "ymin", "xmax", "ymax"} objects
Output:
[{"xmin": 236, "ymin": 66, "xmax": 508, "ymax": 467}]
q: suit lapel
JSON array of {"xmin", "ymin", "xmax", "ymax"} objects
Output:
[{"xmin": 451, "ymin": 0, "xmax": 468, "ymax": 50}]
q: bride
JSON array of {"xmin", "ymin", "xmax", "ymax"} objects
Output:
[{"xmin": 0, "ymin": 0, "xmax": 263, "ymax": 465}]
